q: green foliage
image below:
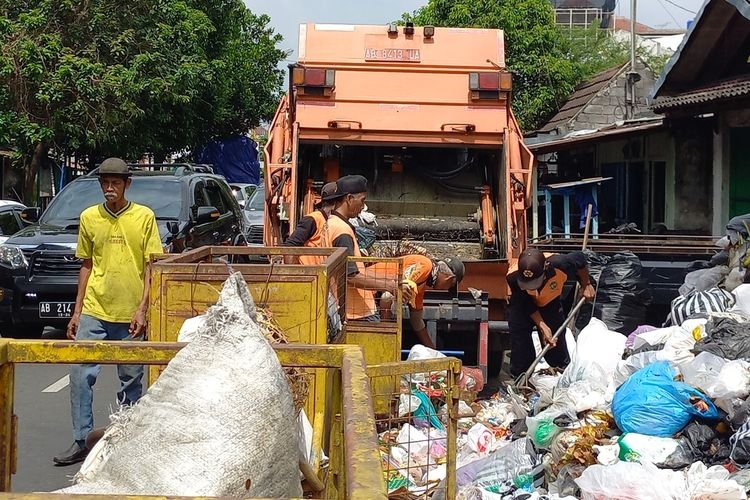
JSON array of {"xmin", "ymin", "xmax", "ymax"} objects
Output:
[{"xmin": 0, "ymin": 0, "xmax": 285, "ymax": 181}]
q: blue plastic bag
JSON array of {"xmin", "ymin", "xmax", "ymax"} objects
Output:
[{"xmin": 612, "ymin": 361, "xmax": 719, "ymax": 437}]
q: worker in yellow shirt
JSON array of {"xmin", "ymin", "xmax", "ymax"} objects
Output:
[{"xmin": 53, "ymin": 158, "xmax": 163, "ymax": 466}]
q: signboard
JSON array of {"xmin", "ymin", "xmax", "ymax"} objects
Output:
[{"xmin": 364, "ymin": 48, "xmax": 421, "ymax": 63}]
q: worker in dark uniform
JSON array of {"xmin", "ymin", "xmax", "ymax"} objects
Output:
[
  {"xmin": 282, "ymin": 182, "xmax": 340, "ymax": 265},
  {"xmin": 507, "ymin": 249, "xmax": 596, "ymax": 377}
]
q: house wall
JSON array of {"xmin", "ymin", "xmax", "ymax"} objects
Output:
[
  {"xmin": 597, "ymin": 130, "xmax": 673, "ymax": 232},
  {"xmin": 671, "ymin": 122, "xmax": 713, "ymax": 233},
  {"xmin": 572, "ymin": 60, "xmax": 656, "ymax": 131}
]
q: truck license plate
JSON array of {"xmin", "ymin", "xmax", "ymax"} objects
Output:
[{"xmin": 39, "ymin": 302, "xmax": 74, "ymax": 318}]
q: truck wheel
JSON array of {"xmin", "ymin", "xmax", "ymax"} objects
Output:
[{"xmin": 1, "ymin": 324, "xmax": 44, "ymax": 339}]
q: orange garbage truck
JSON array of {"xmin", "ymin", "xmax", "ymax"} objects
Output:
[{"xmin": 263, "ymin": 23, "xmax": 535, "ymax": 378}]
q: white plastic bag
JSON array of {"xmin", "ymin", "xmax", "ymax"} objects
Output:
[
  {"xmin": 614, "ymin": 351, "xmax": 668, "ymax": 388},
  {"xmin": 558, "ymin": 318, "xmax": 626, "ymax": 398},
  {"xmin": 684, "ymin": 461, "xmax": 745, "ymax": 499},
  {"xmin": 680, "ymin": 351, "xmax": 750, "ymax": 399},
  {"xmin": 617, "ymin": 433, "xmax": 680, "ymax": 464},
  {"xmin": 576, "ymin": 462, "xmax": 685, "ymax": 500}
]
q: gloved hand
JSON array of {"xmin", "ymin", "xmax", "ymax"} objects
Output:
[{"xmin": 400, "ymin": 279, "xmax": 418, "ymax": 307}]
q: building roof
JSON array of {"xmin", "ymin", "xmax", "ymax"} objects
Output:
[
  {"xmin": 651, "ymin": 0, "xmax": 750, "ymax": 109},
  {"xmin": 652, "ymin": 77, "xmax": 750, "ymax": 111},
  {"xmin": 537, "ymin": 64, "xmax": 625, "ymax": 134},
  {"xmin": 612, "ymin": 16, "xmax": 686, "ymax": 36},
  {"xmin": 527, "ymin": 118, "xmax": 664, "ymax": 154}
]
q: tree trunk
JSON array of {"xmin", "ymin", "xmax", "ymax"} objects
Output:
[{"xmin": 24, "ymin": 142, "xmax": 48, "ymax": 205}]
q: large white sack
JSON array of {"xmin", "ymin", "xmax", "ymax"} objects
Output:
[
  {"xmin": 58, "ymin": 272, "xmax": 302, "ymax": 498},
  {"xmin": 559, "ymin": 318, "xmax": 625, "ymax": 392}
]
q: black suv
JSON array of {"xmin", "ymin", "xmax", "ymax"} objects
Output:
[{"xmin": 0, "ymin": 164, "xmax": 246, "ymax": 338}]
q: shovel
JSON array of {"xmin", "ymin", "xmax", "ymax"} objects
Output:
[{"xmin": 513, "ymin": 296, "xmax": 586, "ymax": 390}]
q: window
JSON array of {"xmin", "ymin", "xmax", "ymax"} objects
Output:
[
  {"xmin": 204, "ymin": 181, "xmax": 228, "ymax": 214},
  {"xmin": 193, "ymin": 182, "xmax": 208, "ymax": 207},
  {"xmin": 0, "ymin": 211, "xmax": 20, "ymax": 236}
]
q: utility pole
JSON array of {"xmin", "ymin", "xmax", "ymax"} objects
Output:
[{"xmin": 626, "ymin": 0, "xmax": 641, "ymax": 119}]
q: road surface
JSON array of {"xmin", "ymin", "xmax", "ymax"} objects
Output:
[{"xmin": 7, "ymin": 328, "xmax": 131, "ymax": 492}]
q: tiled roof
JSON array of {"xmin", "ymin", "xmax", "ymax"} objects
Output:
[
  {"xmin": 651, "ymin": 77, "xmax": 750, "ymax": 111},
  {"xmin": 537, "ymin": 64, "xmax": 624, "ymax": 133}
]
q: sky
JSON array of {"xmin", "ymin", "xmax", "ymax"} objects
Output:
[{"xmin": 244, "ymin": 0, "xmax": 707, "ymax": 62}]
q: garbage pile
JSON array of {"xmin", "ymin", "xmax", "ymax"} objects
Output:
[{"xmin": 385, "ymin": 312, "xmax": 750, "ymax": 498}]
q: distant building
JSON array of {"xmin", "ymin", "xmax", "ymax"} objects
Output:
[{"xmin": 549, "ymin": 0, "xmax": 616, "ymax": 29}]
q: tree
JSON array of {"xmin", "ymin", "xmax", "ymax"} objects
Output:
[
  {"xmin": 0, "ymin": 0, "xmax": 285, "ymax": 201},
  {"xmin": 403, "ymin": 0, "xmax": 649, "ymax": 132}
]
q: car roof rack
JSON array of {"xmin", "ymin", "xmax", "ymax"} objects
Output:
[{"xmin": 86, "ymin": 163, "xmax": 216, "ymax": 176}]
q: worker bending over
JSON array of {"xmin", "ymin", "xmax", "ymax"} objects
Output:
[
  {"xmin": 282, "ymin": 181, "xmax": 338, "ymax": 264},
  {"xmin": 374, "ymin": 254, "xmax": 464, "ymax": 349},
  {"xmin": 507, "ymin": 249, "xmax": 595, "ymax": 377}
]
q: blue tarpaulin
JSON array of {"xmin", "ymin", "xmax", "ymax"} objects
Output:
[{"xmin": 196, "ymin": 135, "xmax": 260, "ymax": 185}]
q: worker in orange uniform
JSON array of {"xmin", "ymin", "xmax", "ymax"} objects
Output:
[
  {"xmin": 282, "ymin": 182, "xmax": 339, "ymax": 264},
  {"xmin": 326, "ymin": 175, "xmax": 413, "ymax": 320},
  {"xmin": 507, "ymin": 249, "xmax": 596, "ymax": 377},
  {"xmin": 375, "ymin": 254, "xmax": 465, "ymax": 349}
]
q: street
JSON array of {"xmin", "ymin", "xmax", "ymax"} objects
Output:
[{"xmin": 7, "ymin": 329, "xmax": 126, "ymax": 492}]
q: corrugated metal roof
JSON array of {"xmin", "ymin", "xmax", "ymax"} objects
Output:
[
  {"xmin": 652, "ymin": 77, "xmax": 750, "ymax": 111},
  {"xmin": 537, "ymin": 64, "xmax": 625, "ymax": 133},
  {"xmin": 528, "ymin": 118, "xmax": 664, "ymax": 154}
]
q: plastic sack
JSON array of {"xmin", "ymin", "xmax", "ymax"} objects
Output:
[
  {"xmin": 679, "ymin": 266, "xmax": 729, "ymax": 297},
  {"xmin": 576, "ymin": 461, "xmax": 685, "ymax": 500},
  {"xmin": 730, "ymin": 419, "xmax": 750, "ymax": 466},
  {"xmin": 617, "ymin": 433, "xmax": 680, "ymax": 463},
  {"xmin": 575, "ymin": 251, "xmax": 610, "ymax": 332},
  {"xmin": 432, "ymin": 438, "xmax": 544, "ymax": 500},
  {"xmin": 693, "ymin": 316, "xmax": 750, "ymax": 360},
  {"xmin": 612, "ymin": 361, "xmax": 720, "ymax": 437},
  {"xmin": 592, "ymin": 251, "xmax": 652, "ymax": 334},
  {"xmin": 670, "ymin": 287, "xmax": 735, "ymax": 326},
  {"xmin": 684, "ymin": 461, "xmax": 746, "ymax": 499},
  {"xmin": 472, "ymin": 438, "xmax": 544, "ymax": 493},
  {"xmin": 661, "ymin": 421, "xmax": 731, "ymax": 469},
  {"xmin": 625, "ymin": 324, "xmax": 658, "ymax": 348},
  {"xmin": 730, "ymin": 283, "xmax": 750, "ymax": 317},
  {"xmin": 613, "ymin": 351, "xmax": 668, "ymax": 388},
  {"xmin": 526, "ymin": 406, "xmax": 577, "ymax": 449},
  {"xmin": 558, "ymin": 318, "xmax": 625, "ymax": 396},
  {"xmin": 680, "ymin": 351, "xmax": 750, "ymax": 399}
]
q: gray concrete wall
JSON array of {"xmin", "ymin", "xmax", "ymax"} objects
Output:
[{"xmin": 572, "ymin": 59, "xmax": 657, "ymax": 132}]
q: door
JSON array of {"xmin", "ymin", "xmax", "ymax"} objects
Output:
[
  {"xmin": 730, "ymin": 127, "xmax": 750, "ymax": 217},
  {"xmin": 600, "ymin": 161, "xmax": 645, "ymax": 231}
]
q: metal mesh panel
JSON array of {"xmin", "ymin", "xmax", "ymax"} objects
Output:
[{"xmin": 368, "ymin": 358, "xmax": 461, "ymax": 500}]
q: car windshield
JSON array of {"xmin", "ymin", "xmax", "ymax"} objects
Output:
[
  {"xmin": 246, "ymin": 189, "xmax": 265, "ymax": 211},
  {"xmin": 40, "ymin": 177, "xmax": 182, "ymax": 224}
]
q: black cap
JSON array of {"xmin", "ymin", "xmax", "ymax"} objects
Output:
[
  {"xmin": 517, "ymin": 249, "xmax": 546, "ymax": 290},
  {"xmin": 441, "ymin": 257, "xmax": 465, "ymax": 283},
  {"xmin": 97, "ymin": 158, "xmax": 131, "ymax": 177},
  {"xmin": 336, "ymin": 175, "xmax": 368, "ymax": 196},
  {"xmin": 321, "ymin": 181, "xmax": 344, "ymax": 202}
]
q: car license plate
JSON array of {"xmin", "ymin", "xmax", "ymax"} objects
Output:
[{"xmin": 39, "ymin": 302, "xmax": 74, "ymax": 318}]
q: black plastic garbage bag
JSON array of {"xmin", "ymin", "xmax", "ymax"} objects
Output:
[
  {"xmin": 693, "ymin": 317, "xmax": 750, "ymax": 360},
  {"xmin": 730, "ymin": 419, "xmax": 750, "ymax": 466},
  {"xmin": 592, "ymin": 252, "xmax": 652, "ymax": 334},
  {"xmin": 575, "ymin": 251, "xmax": 610, "ymax": 331},
  {"xmin": 660, "ymin": 421, "xmax": 731, "ymax": 469}
]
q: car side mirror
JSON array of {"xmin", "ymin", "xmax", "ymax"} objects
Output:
[
  {"xmin": 20, "ymin": 207, "xmax": 41, "ymax": 224},
  {"xmin": 166, "ymin": 221, "xmax": 180, "ymax": 235},
  {"xmin": 195, "ymin": 206, "xmax": 221, "ymax": 224}
]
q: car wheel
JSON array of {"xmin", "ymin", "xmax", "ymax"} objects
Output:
[{"xmin": 0, "ymin": 324, "xmax": 45, "ymax": 339}]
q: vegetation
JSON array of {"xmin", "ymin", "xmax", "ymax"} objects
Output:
[{"xmin": 0, "ymin": 0, "xmax": 285, "ymax": 201}]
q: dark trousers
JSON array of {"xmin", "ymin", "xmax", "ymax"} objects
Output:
[{"xmin": 508, "ymin": 298, "xmax": 570, "ymax": 377}]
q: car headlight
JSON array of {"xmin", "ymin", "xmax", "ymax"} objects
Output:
[{"xmin": 0, "ymin": 246, "xmax": 28, "ymax": 269}]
